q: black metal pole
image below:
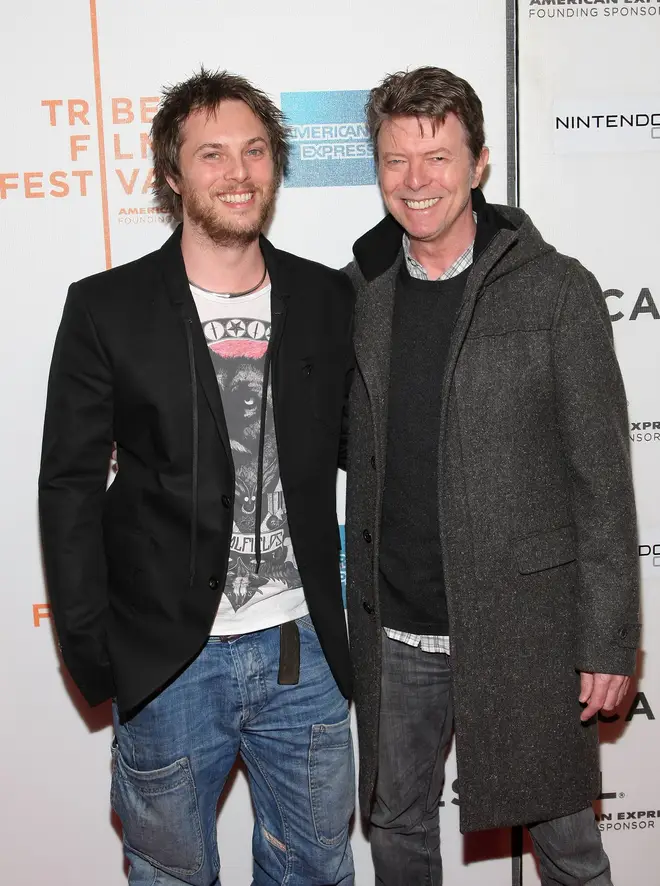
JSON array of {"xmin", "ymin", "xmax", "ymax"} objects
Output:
[
  {"xmin": 511, "ymin": 825, "xmax": 523, "ymax": 886},
  {"xmin": 505, "ymin": 0, "xmax": 520, "ymax": 208}
]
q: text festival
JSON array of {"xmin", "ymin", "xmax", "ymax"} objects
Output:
[{"xmin": 0, "ymin": 96, "xmax": 157, "ymax": 201}]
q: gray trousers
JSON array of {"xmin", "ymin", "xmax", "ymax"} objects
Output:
[{"xmin": 371, "ymin": 633, "xmax": 613, "ymax": 886}]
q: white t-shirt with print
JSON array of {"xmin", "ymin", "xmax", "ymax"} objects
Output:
[{"xmin": 190, "ymin": 281, "xmax": 308, "ymax": 635}]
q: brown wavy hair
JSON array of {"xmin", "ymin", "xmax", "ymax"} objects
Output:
[
  {"xmin": 366, "ymin": 67, "xmax": 485, "ymax": 164},
  {"xmin": 151, "ymin": 67, "xmax": 289, "ymax": 220}
]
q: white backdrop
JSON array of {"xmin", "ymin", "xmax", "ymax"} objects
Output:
[
  {"xmin": 518, "ymin": 3, "xmax": 660, "ymax": 884},
  {"xmin": 0, "ymin": 2, "xmax": 509, "ymax": 884},
  {"xmin": 1, "ymin": 0, "xmax": 655, "ymax": 883}
]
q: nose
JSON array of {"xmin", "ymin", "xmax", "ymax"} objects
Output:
[
  {"xmin": 224, "ymin": 151, "xmax": 249, "ymax": 183},
  {"xmin": 403, "ymin": 157, "xmax": 430, "ymax": 192}
]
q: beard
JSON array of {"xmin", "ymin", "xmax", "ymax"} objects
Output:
[{"xmin": 182, "ymin": 182, "xmax": 276, "ymax": 248}]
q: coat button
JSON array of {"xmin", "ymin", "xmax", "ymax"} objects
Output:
[
  {"xmin": 362, "ymin": 529, "xmax": 372, "ymax": 543},
  {"xmin": 221, "ymin": 494, "xmax": 232, "ymax": 508},
  {"xmin": 209, "ymin": 577, "xmax": 219, "ymax": 590},
  {"xmin": 362, "ymin": 600, "xmax": 375, "ymax": 615},
  {"xmin": 370, "ymin": 455, "xmax": 376, "ymax": 469}
]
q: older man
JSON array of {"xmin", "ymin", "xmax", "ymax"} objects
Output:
[{"xmin": 343, "ymin": 66, "xmax": 639, "ymax": 885}]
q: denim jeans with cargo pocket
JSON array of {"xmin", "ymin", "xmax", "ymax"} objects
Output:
[{"xmin": 110, "ymin": 616, "xmax": 355, "ymax": 886}]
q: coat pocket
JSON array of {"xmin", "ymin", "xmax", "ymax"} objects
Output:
[
  {"xmin": 299, "ymin": 352, "xmax": 347, "ymax": 435},
  {"xmin": 513, "ymin": 524, "xmax": 577, "ymax": 574}
]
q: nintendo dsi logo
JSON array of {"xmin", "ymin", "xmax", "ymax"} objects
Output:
[
  {"xmin": 553, "ymin": 99, "xmax": 660, "ymax": 154},
  {"xmin": 281, "ymin": 90, "xmax": 376, "ymax": 188}
]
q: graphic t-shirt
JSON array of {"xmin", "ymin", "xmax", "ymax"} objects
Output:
[{"xmin": 190, "ymin": 281, "xmax": 307, "ymax": 635}]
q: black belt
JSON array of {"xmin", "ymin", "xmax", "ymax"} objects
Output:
[
  {"xmin": 210, "ymin": 621, "xmax": 300, "ymax": 685},
  {"xmin": 278, "ymin": 620, "xmax": 300, "ymax": 686}
]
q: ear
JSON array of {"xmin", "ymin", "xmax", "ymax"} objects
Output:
[
  {"xmin": 166, "ymin": 174, "xmax": 181, "ymax": 196},
  {"xmin": 471, "ymin": 146, "xmax": 490, "ymax": 188}
]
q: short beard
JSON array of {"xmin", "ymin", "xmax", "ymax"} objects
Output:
[{"xmin": 183, "ymin": 184, "xmax": 276, "ymax": 248}]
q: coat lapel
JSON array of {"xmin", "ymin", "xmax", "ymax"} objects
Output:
[
  {"xmin": 353, "ymin": 256, "xmax": 400, "ymax": 462},
  {"xmin": 439, "ymin": 227, "xmax": 520, "ymax": 437},
  {"xmin": 352, "ymin": 222, "xmax": 520, "ymax": 471},
  {"xmin": 158, "ymin": 228, "xmax": 289, "ymax": 467},
  {"xmin": 259, "ymin": 235, "xmax": 289, "ymax": 364},
  {"xmin": 159, "ymin": 227, "xmax": 233, "ymax": 463}
]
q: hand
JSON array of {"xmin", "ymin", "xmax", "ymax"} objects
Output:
[{"xmin": 579, "ymin": 672, "xmax": 630, "ymax": 722}]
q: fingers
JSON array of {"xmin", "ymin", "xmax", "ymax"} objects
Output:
[
  {"xmin": 579, "ymin": 673, "xmax": 629, "ymax": 722},
  {"xmin": 601, "ymin": 678, "xmax": 623, "ymax": 713},
  {"xmin": 614, "ymin": 676, "xmax": 631, "ymax": 709},
  {"xmin": 580, "ymin": 673, "xmax": 609, "ymax": 722},
  {"xmin": 579, "ymin": 672, "xmax": 594, "ymax": 704}
]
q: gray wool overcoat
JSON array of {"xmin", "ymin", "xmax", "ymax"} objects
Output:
[{"xmin": 343, "ymin": 191, "xmax": 640, "ymax": 834}]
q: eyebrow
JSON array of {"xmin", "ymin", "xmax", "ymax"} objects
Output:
[
  {"xmin": 194, "ymin": 136, "xmax": 268, "ymax": 155},
  {"xmin": 381, "ymin": 147, "xmax": 454, "ymax": 160}
]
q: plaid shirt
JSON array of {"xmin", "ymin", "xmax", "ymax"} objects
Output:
[
  {"xmin": 402, "ymin": 211, "xmax": 476, "ymax": 281},
  {"xmin": 385, "ymin": 222, "xmax": 476, "ymax": 655},
  {"xmin": 383, "ymin": 629, "xmax": 451, "ymax": 654}
]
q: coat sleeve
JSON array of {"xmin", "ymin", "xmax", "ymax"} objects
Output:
[
  {"xmin": 552, "ymin": 262, "xmax": 640, "ymax": 677},
  {"xmin": 38, "ymin": 282, "xmax": 116, "ymax": 706}
]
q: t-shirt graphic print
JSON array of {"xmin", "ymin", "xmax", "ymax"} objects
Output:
[{"xmin": 190, "ymin": 282, "xmax": 307, "ymax": 635}]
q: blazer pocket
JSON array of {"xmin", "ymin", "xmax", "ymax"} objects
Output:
[
  {"xmin": 513, "ymin": 524, "xmax": 577, "ymax": 575},
  {"xmin": 300, "ymin": 352, "xmax": 346, "ymax": 433}
]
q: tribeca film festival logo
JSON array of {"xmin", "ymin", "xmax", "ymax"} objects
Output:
[
  {"xmin": 0, "ymin": 93, "xmax": 170, "ymax": 226},
  {"xmin": 529, "ymin": 0, "xmax": 660, "ymax": 20},
  {"xmin": 280, "ymin": 90, "xmax": 376, "ymax": 189},
  {"xmin": 553, "ymin": 100, "xmax": 660, "ymax": 154},
  {"xmin": 1, "ymin": 99, "xmax": 95, "ymax": 201},
  {"xmin": 111, "ymin": 95, "xmax": 171, "ymax": 226}
]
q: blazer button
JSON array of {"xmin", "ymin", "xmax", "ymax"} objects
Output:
[
  {"xmin": 362, "ymin": 600, "xmax": 375, "ymax": 615},
  {"xmin": 221, "ymin": 494, "xmax": 232, "ymax": 509},
  {"xmin": 370, "ymin": 455, "xmax": 376, "ymax": 469},
  {"xmin": 363, "ymin": 529, "xmax": 372, "ymax": 543},
  {"xmin": 208, "ymin": 577, "xmax": 219, "ymax": 590}
]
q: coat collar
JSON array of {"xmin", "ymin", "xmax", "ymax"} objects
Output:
[
  {"xmin": 350, "ymin": 191, "xmax": 521, "ymax": 468},
  {"xmin": 352, "ymin": 187, "xmax": 516, "ymax": 283}
]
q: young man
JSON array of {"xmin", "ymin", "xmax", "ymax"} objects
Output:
[
  {"xmin": 343, "ymin": 66, "xmax": 639, "ymax": 885},
  {"xmin": 39, "ymin": 69, "xmax": 355, "ymax": 885}
]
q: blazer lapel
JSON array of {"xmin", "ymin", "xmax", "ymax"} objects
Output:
[
  {"xmin": 159, "ymin": 227, "xmax": 232, "ymax": 464},
  {"xmin": 259, "ymin": 235, "xmax": 289, "ymax": 364}
]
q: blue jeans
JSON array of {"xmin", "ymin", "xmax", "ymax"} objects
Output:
[{"xmin": 111, "ymin": 617, "xmax": 355, "ymax": 886}]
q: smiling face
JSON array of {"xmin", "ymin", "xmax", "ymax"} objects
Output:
[
  {"xmin": 167, "ymin": 100, "xmax": 277, "ymax": 247},
  {"xmin": 377, "ymin": 112, "xmax": 489, "ymax": 254}
]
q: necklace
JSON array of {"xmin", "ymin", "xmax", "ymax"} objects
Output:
[{"xmin": 189, "ymin": 263, "xmax": 268, "ymax": 298}]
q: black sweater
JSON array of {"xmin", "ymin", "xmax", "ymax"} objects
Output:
[{"xmin": 378, "ymin": 261, "xmax": 469, "ymax": 635}]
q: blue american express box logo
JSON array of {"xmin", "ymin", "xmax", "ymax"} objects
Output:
[{"xmin": 281, "ymin": 90, "xmax": 376, "ymax": 188}]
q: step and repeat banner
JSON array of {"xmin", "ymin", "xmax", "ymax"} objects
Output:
[
  {"xmin": 1, "ymin": 0, "xmax": 655, "ymax": 883},
  {"xmin": 518, "ymin": 3, "xmax": 660, "ymax": 884},
  {"xmin": 0, "ymin": 2, "xmax": 509, "ymax": 884}
]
